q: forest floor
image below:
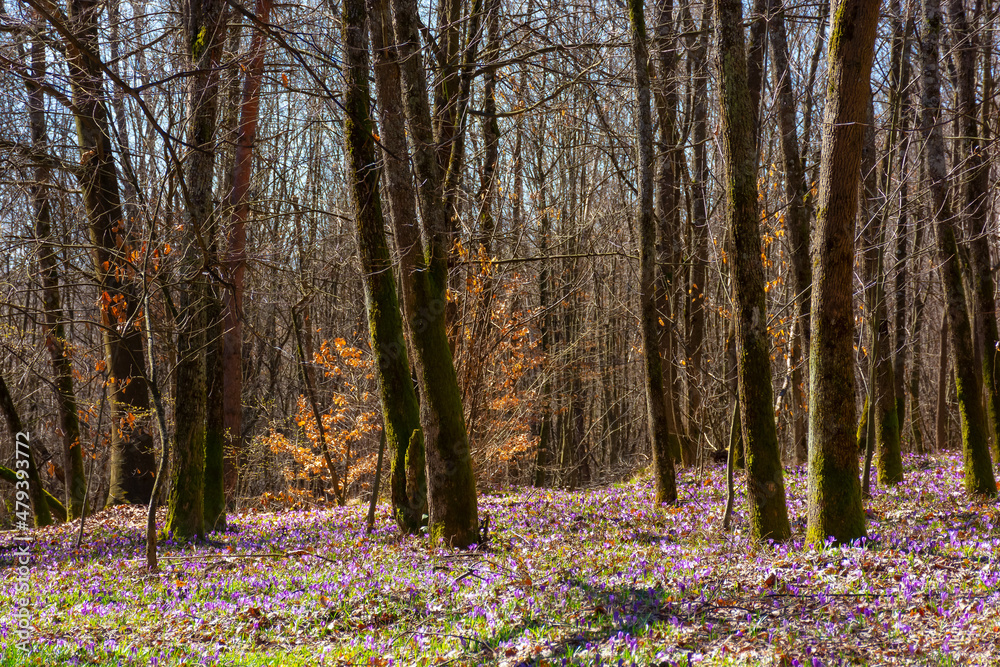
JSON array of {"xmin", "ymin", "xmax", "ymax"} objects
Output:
[{"xmin": 1, "ymin": 451, "xmax": 999, "ymax": 666}]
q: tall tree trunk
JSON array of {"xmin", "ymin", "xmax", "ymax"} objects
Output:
[
  {"xmin": 388, "ymin": 0, "xmax": 480, "ymax": 547},
  {"xmin": 344, "ymin": 0, "xmax": 426, "ymax": 534},
  {"xmin": 476, "ymin": 0, "xmax": 500, "ymax": 254},
  {"xmin": 368, "ymin": 0, "xmax": 430, "ymax": 528},
  {"xmin": 628, "ymin": 0, "xmax": 677, "ymax": 505},
  {"xmin": 653, "ymin": 0, "xmax": 688, "ymax": 466},
  {"xmin": 767, "ymin": 0, "xmax": 810, "ymax": 463},
  {"xmin": 61, "ymin": 0, "xmax": 156, "ymax": 506},
  {"xmin": 27, "ymin": 27, "xmax": 85, "ymax": 519},
  {"xmin": 167, "ymin": 0, "xmax": 227, "ymax": 542},
  {"xmin": 920, "ymin": 0, "xmax": 996, "ymax": 496},
  {"xmin": 949, "ymin": 0, "xmax": 1000, "ymax": 462},
  {"xmin": 806, "ymin": 0, "xmax": 880, "ymax": 546},
  {"xmin": 715, "ymin": 0, "xmax": 791, "ymax": 542},
  {"xmin": 892, "ymin": 7, "xmax": 915, "ymax": 445},
  {"xmin": 861, "ymin": 90, "xmax": 900, "ymax": 490},
  {"xmin": 683, "ymin": 0, "xmax": 711, "ymax": 469},
  {"xmin": 223, "ymin": 0, "xmax": 272, "ymax": 500}
]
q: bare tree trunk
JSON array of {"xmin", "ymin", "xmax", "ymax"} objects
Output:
[
  {"xmin": 948, "ymin": 0, "xmax": 1000, "ymax": 462},
  {"xmin": 344, "ymin": 0, "xmax": 426, "ymax": 533},
  {"xmin": 806, "ymin": 0, "xmax": 880, "ymax": 546},
  {"xmin": 222, "ymin": 0, "xmax": 273, "ymax": 501},
  {"xmin": 715, "ymin": 0, "xmax": 791, "ymax": 541},
  {"xmin": 58, "ymin": 0, "xmax": 156, "ymax": 506},
  {"xmin": 27, "ymin": 27, "xmax": 85, "ymax": 519},
  {"xmin": 628, "ymin": 0, "xmax": 677, "ymax": 505},
  {"xmin": 935, "ymin": 310, "xmax": 950, "ymax": 452},
  {"xmin": 653, "ymin": 0, "xmax": 688, "ymax": 466},
  {"xmin": 682, "ymin": 0, "xmax": 711, "ymax": 470},
  {"xmin": 167, "ymin": 0, "xmax": 227, "ymax": 542},
  {"xmin": 0, "ymin": 373, "xmax": 55, "ymax": 526},
  {"xmin": 767, "ymin": 0, "xmax": 810, "ymax": 464},
  {"xmin": 389, "ymin": 0, "xmax": 480, "ymax": 546},
  {"xmin": 921, "ymin": 0, "xmax": 996, "ymax": 495}
]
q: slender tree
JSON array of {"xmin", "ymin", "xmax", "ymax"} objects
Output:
[
  {"xmin": 27, "ymin": 25, "xmax": 86, "ymax": 518},
  {"xmin": 388, "ymin": 0, "xmax": 480, "ymax": 547},
  {"xmin": 919, "ymin": 0, "xmax": 996, "ymax": 496},
  {"xmin": 715, "ymin": 0, "xmax": 791, "ymax": 541},
  {"xmin": 166, "ymin": 0, "xmax": 227, "ymax": 541},
  {"xmin": 629, "ymin": 0, "xmax": 678, "ymax": 504},
  {"xmin": 344, "ymin": 0, "xmax": 426, "ymax": 534},
  {"xmin": 34, "ymin": 0, "xmax": 158, "ymax": 506},
  {"xmin": 767, "ymin": 0, "xmax": 811, "ymax": 463},
  {"xmin": 948, "ymin": 0, "xmax": 999, "ymax": 461}
]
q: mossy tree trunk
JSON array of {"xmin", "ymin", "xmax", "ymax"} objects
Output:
[
  {"xmin": 167, "ymin": 0, "xmax": 227, "ymax": 542},
  {"xmin": 344, "ymin": 0, "xmax": 426, "ymax": 534},
  {"xmin": 920, "ymin": 0, "xmax": 996, "ymax": 496},
  {"xmin": 714, "ymin": 0, "xmax": 791, "ymax": 542},
  {"xmin": 64, "ymin": 0, "xmax": 156, "ymax": 506},
  {"xmin": 388, "ymin": 0, "xmax": 480, "ymax": 547},
  {"xmin": 948, "ymin": 0, "xmax": 1000, "ymax": 463},
  {"xmin": 805, "ymin": 0, "xmax": 880, "ymax": 546},
  {"xmin": 27, "ymin": 28, "xmax": 86, "ymax": 519},
  {"xmin": 628, "ymin": 0, "xmax": 677, "ymax": 505},
  {"xmin": 365, "ymin": 0, "xmax": 428, "ymax": 528}
]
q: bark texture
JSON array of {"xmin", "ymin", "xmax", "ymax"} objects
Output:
[
  {"xmin": 345, "ymin": 0, "xmax": 427, "ymax": 534},
  {"xmin": 629, "ymin": 0, "xmax": 678, "ymax": 505},
  {"xmin": 767, "ymin": 0, "xmax": 810, "ymax": 463},
  {"xmin": 715, "ymin": 0, "xmax": 791, "ymax": 541},
  {"xmin": 948, "ymin": 0, "xmax": 999, "ymax": 463},
  {"xmin": 920, "ymin": 0, "xmax": 996, "ymax": 496},
  {"xmin": 28, "ymin": 29, "xmax": 86, "ymax": 518},
  {"xmin": 389, "ymin": 0, "xmax": 480, "ymax": 547},
  {"xmin": 66, "ymin": 0, "xmax": 155, "ymax": 506},
  {"xmin": 806, "ymin": 0, "xmax": 880, "ymax": 546},
  {"xmin": 167, "ymin": 0, "xmax": 227, "ymax": 541}
]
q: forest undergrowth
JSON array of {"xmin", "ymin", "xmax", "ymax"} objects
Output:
[{"xmin": 1, "ymin": 451, "xmax": 998, "ymax": 666}]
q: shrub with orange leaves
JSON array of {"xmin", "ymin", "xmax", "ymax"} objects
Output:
[
  {"xmin": 264, "ymin": 337, "xmax": 381, "ymax": 504},
  {"xmin": 453, "ymin": 244, "xmax": 542, "ymax": 486}
]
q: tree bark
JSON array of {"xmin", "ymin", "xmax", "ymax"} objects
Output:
[
  {"xmin": 368, "ymin": 0, "xmax": 429, "ymax": 524},
  {"xmin": 167, "ymin": 0, "xmax": 227, "ymax": 542},
  {"xmin": 222, "ymin": 0, "xmax": 273, "ymax": 501},
  {"xmin": 767, "ymin": 0, "xmax": 810, "ymax": 463},
  {"xmin": 715, "ymin": 0, "xmax": 791, "ymax": 541},
  {"xmin": 27, "ymin": 26, "xmax": 85, "ymax": 518},
  {"xmin": 344, "ymin": 0, "xmax": 426, "ymax": 533},
  {"xmin": 684, "ymin": 0, "xmax": 711, "ymax": 465},
  {"xmin": 806, "ymin": 0, "xmax": 880, "ymax": 546},
  {"xmin": 629, "ymin": 0, "xmax": 677, "ymax": 505},
  {"xmin": 920, "ymin": 0, "xmax": 996, "ymax": 496},
  {"xmin": 389, "ymin": 0, "xmax": 480, "ymax": 547},
  {"xmin": 948, "ymin": 0, "xmax": 1000, "ymax": 462},
  {"xmin": 935, "ymin": 309, "xmax": 949, "ymax": 452},
  {"xmin": 0, "ymin": 373, "xmax": 54, "ymax": 526},
  {"xmin": 63, "ymin": 0, "xmax": 156, "ymax": 506}
]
